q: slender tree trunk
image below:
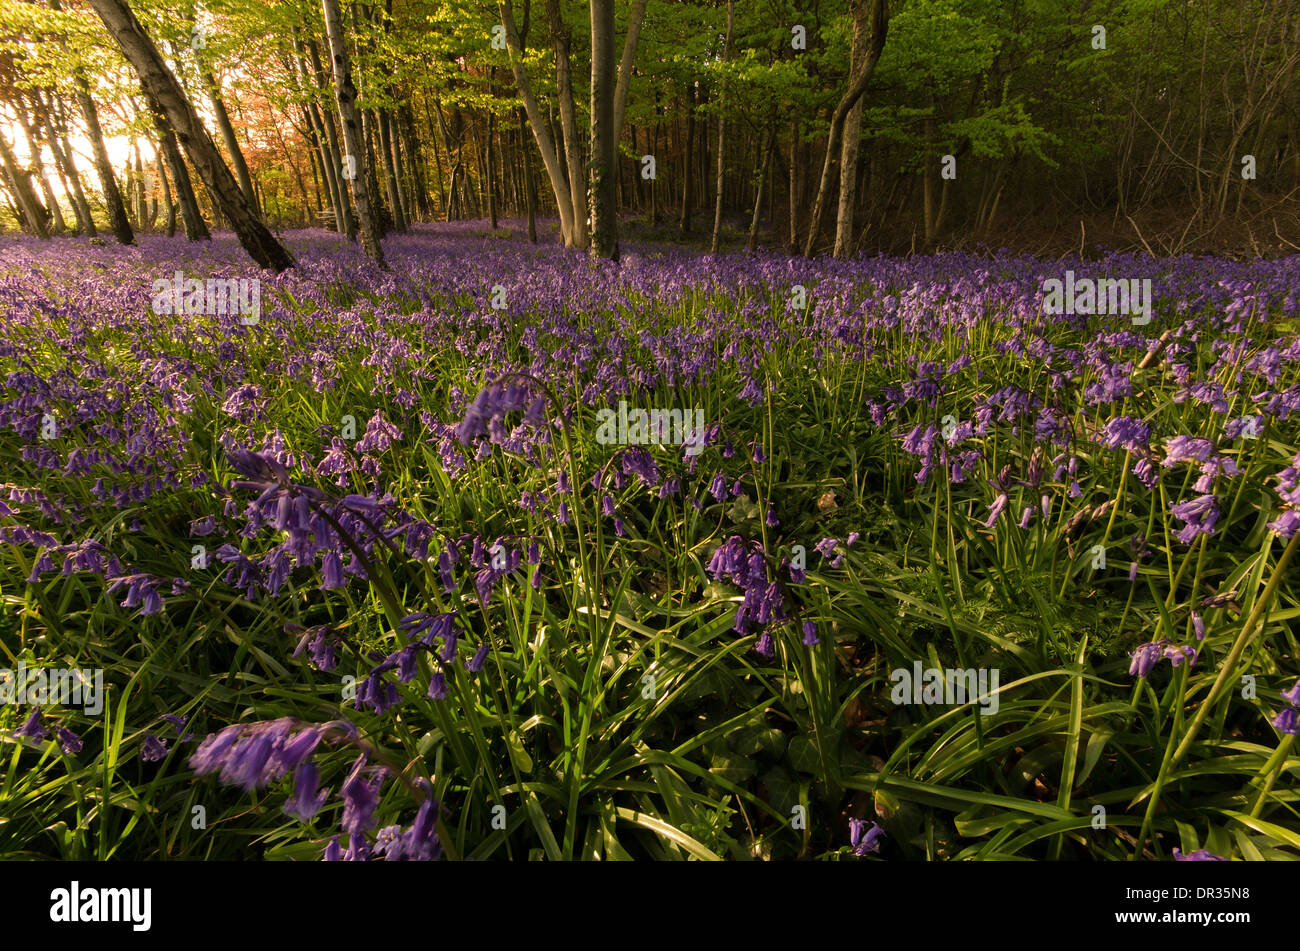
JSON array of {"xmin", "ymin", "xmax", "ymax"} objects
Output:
[
  {"xmin": 322, "ymin": 0, "xmax": 383, "ymax": 263},
  {"xmin": 14, "ymin": 102, "xmax": 64, "ymax": 234},
  {"xmin": 87, "ymin": 0, "xmax": 293, "ymax": 269},
  {"xmin": 833, "ymin": 10, "xmax": 869, "ymax": 258},
  {"xmin": 804, "ymin": 0, "xmax": 888, "ymax": 256},
  {"xmin": 0, "ymin": 132, "xmax": 49, "ymax": 237},
  {"xmin": 37, "ymin": 91, "xmax": 95, "ymax": 236},
  {"xmin": 379, "ymin": 110, "xmax": 407, "ymax": 231},
  {"xmin": 518, "ymin": 108, "xmax": 537, "ymax": 242},
  {"xmin": 74, "ymin": 78, "xmax": 133, "ymax": 244},
  {"xmin": 787, "ymin": 117, "xmax": 800, "ymax": 250},
  {"xmin": 485, "ymin": 108, "xmax": 498, "ymax": 228},
  {"xmin": 546, "ymin": 0, "xmax": 589, "ymax": 249},
  {"xmin": 649, "ymin": 113, "xmax": 658, "ymax": 226},
  {"xmin": 157, "ymin": 150, "xmax": 176, "ymax": 236},
  {"xmin": 680, "ymin": 84, "xmax": 695, "ymax": 234},
  {"xmin": 198, "ymin": 61, "xmax": 258, "ymax": 211},
  {"xmin": 498, "ymin": 0, "xmax": 577, "ymax": 244},
  {"xmin": 306, "ymin": 35, "xmax": 355, "ymax": 238},
  {"xmin": 612, "ymin": 0, "xmax": 648, "ymax": 142},
  {"xmin": 747, "ymin": 125, "xmax": 773, "ymax": 251},
  {"xmin": 290, "ymin": 35, "xmax": 344, "ymax": 231},
  {"xmin": 710, "ymin": 0, "xmax": 735, "ymax": 254},
  {"xmin": 589, "ymin": 0, "xmax": 618, "ymax": 258},
  {"xmin": 921, "ymin": 107, "xmax": 935, "ymax": 248}
]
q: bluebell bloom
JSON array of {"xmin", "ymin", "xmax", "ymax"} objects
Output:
[
  {"xmin": 15, "ymin": 708, "xmax": 48, "ymax": 741},
  {"xmin": 466, "ymin": 643, "xmax": 489, "ymax": 672},
  {"xmin": 56, "ymin": 726, "xmax": 83, "ymax": 754},
  {"xmin": 340, "ymin": 754, "xmax": 385, "ymax": 834},
  {"xmin": 1173, "ymin": 848, "xmax": 1226, "ymax": 861},
  {"xmin": 849, "ymin": 818, "xmax": 885, "ymax": 856},
  {"xmin": 283, "ymin": 762, "xmax": 329, "ymax": 822},
  {"xmin": 141, "ymin": 734, "xmax": 169, "ymax": 762}
]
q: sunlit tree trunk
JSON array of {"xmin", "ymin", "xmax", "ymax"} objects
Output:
[
  {"xmin": 87, "ymin": 0, "xmax": 293, "ymax": 269},
  {"xmin": 321, "ymin": 0, "xmax": 384, "ymax": 263}
]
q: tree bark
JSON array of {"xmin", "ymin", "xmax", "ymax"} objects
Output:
[
  {"xmin": 14, "ymin": 101, "xmax": 65, "ymax": 234},
  {"xmin": 74, "ymin": 77, "xmax": 133, "ymax": 244},
  {"xmin": 519, "ymin": 108, "xmax": 537, "ymax": 242},
  {"xmin": 379, "ymin": 109, "xmax": 407, "ymax": 231},
  {"xmin": 833, "ymin": 8, "xmax": 869, "ymax": 258},
  {"xmin": 306, "ymin": 35, "xmax": 355, "ymax": 238},
  {"xmin": 321, "ymin": 0, "xmax": 384, "ymax": 263},
  {"xmin": 545, "ymin": 0, "xmax": 589, "ymax": 248},
  {"xmin": 612, "ymin": 0, "xmax": 648, "ymax": 143},
  {"xmin": 198, "ymin": 59, "xmax": 258, "ymax": 211},
  {"xmin": 497, "ymin": 0, "xmax": 577, "ymax": 244},
  {"xmin": 143, "ymin": 85, "xmax": 210, "ymax": 241},
  {"xmin": 36, "ymin": 91, "xmax": 96, "ymax": 236},
  {"xmin": 710, "ymin": 0, "xmax": 735, "ymax": 254},
  {"xmin": 803, "ymin": 0, "xmax": 888, "ymax": 257},
  {"xmin": 86, "ymin": 0, "xmax": 292, "ymax": 270},
  {"xmin": 680, "ymin": 83, "xmax": 695, "ymax": 234},
  {"xmin": 747, "ymin": 124, "xmax": 773, "ymax": 251},
  {"xmin": 0, "ymin": 131, "xmax": 50, "ymax": 237},
  {"xmin": 589, "ymin": 0, "xmax": 618, "ymax": 258}
]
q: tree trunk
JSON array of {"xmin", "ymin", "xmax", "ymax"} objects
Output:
[
  {"xmin": 589, "ymin": 0, "xmax": 618, "ymax": 259},
  {"xmin": 198, "ymin": 61, "xmax": 258, "ymax": 211},
  {"xmin": 833, "ymin": 11, "xmax": 869, "ymax": 259},
  {"xmin": 519, "ymin": 108, "xmax": 537, "ymax": 242},
  {"xmin": 321, "ymin": 0, "xmax": 383, "ymax": 263},
  {"xmin": 158, "ymin": 150, "xmax": 176, "ymax": 236},
  {"xmin": 306, "ymin": 35, "xmax": 355, "ymax": 238},
  {"xmin": 485, "ymin": 108, "xmax": 498, "ymax": 229},
  {"xmin": 37, "ymin": 91, "xmax": 96, "ymax": 236},
  {"xmin": 747, "ymin": 124, "xmax": 773, "ymax": 251},
  {"xmin": 612, "ymin": 0, "xmax": 649, "ymax": 143},
  {"xmin": 144, "ymin": 88, "xmax": 209, "ymax": 241},
  {"xmin": 680, "ymin": 84, "xmax": 695, "ymax": 234},
  {"xmin": 379, "ymin": 110, "xmax": 407, "ymax": 231},
  {"xmin": 803, "ymin": 0, "xmax": 888, "ymax": 256},
  {"xmin": 546, "ymin": 0, "xmax": 589, "ymax": 249},
  {"xmin": 0, "ymin": 132, "xmax": 50, "ymax": 237},
  {"xmin": 498, "ymin": 0, "xmax": 577, "ymax": 244},
  {"xmin": 290, "ymin": 33, "xmax": 344, "ymax": 232},
  {"xmin": 710, "ymin": 0, "xmax": 735, "ymax": 254},
  {"xmin": 74, "ymin": 77, "xmax": 133, "ymax": 244},
  {"xmin": 87, "ymin": 0, "xmax": 293, "ymax": 270},
  {"xmin": 14, "ymin": 102, "xmax": 65, "ymax": 234}
]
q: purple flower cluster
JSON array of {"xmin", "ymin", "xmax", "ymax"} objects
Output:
[
  {"xmin": 708, "ymin": 536, "xmax": 789, "ymax": 654},
  {"xmin": 1272, "ymin": 679, "xmax": 1300, "ymax": 735},
  {"xmin": 1129, "ymin": 639, "xmax": 1198, "ymax": 678}
]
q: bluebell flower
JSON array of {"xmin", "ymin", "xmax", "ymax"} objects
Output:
[
  {"xmin": 1173, "ymin": 848, "xmax": 1226, "ymax": 861},
  {"xmin": 56, "ymin": 726, "xmax": 83, "ymax": 754},
  {"xmin": 466, "ymin": 643, "xmax": 489, "ymax": 672},
  {"xmin": 1273, "ymin": 707, "xmax": 1298, "ymax": 736},
  {"xmin": 849, "ymin": 818, "xmax": 885, "ymax": 856},
  {"xmin": 340, "ymin": 754, "xmax": 385, "ymax": 834},
  {"xmin": 283, "ymin": 762, "xmax": 329, "ymax": 822},
  {"xmin": 15, "ymin": 708, "xmax": 48, "ymax": 741},
  {"xmin": 141, "ymin": 734, "xmax": 169, "ymax": 762}
]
